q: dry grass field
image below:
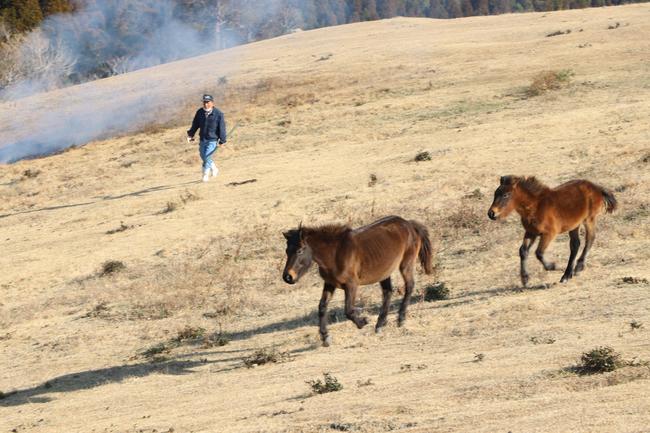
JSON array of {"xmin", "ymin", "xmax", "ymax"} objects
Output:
[{"xmin": 1, "ymin": 4, "xmax": 650, "ymax": 432}]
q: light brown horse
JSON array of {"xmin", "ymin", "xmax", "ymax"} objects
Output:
[
  {"xmin": 488, "ymin": 176, "xmax": 617, "ymax": 286},
  {"xmin": 282, "ymin": 215, "xmax": 433, "ymax": 346}
]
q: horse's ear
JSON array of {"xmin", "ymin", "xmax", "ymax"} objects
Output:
[
  {"xmin": 282, "ymin": 231, "xmax": 290, "ymax": 240},
  {"xmin": 500, "ymin": 176, "xmax": 513, "ymax": 186}
]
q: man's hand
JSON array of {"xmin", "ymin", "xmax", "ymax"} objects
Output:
[{"xmin": 187, "ymin": 136, "xmax": 195, "ymax": 143}]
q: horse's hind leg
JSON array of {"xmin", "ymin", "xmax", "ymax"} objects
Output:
[
  {"xmin": 318, "ymin": 283, "xmax": 335, "ymax": 346},
  {"xmin": 375, "ymin": 278, "xmax": 393, "ymax": 333},
  {"xmin": 343, "ymin": 284, "xmax": 369, "ymax": 329},
  {"xmin": 520, "ymin": 232, "xmax": 538, "ymax": 287},
  {"xmin": 535, "ymin": 232, "xmax": 557, "ymax": 271},
  {"xmin": 398, "ymin": 264, "xmax": 415, "ymax": 327},
  {"xmin": 561, "ymin": 228, "xmax": 580, "ymax": 283},
  {"xmin": 575, "ymin": 219, "xmax": 595, "ymax": 275}
]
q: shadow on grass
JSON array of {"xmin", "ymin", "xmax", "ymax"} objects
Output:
[
  {"xmin": 0, "ymin": 357, "xmax": 221, "ymax": 407},
  {"xmin": 0, "ymin": 181, "xmax": 199, "ymax": 219}
]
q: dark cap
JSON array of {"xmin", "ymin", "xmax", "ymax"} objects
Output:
[{"xmin": 202, "ymin": 94, "xmax": 214, "ymax": 102}]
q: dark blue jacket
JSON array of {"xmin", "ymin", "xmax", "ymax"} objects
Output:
[{"xmin": 187, "ymin": 108, "xmax": 226, "ymax": 143}]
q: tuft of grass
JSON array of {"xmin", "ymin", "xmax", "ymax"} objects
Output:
[
  {"xmin": 530, "ymin": 336, "xmax": 556, "ymax": 345},
  {"xmin": 243, "ymin": 348, "xmax": 291, "ymax": 368},
  {"xmin": 414, "ymin": 151, "xmax": 432, "ymax": 162},
  {"xmin": 160, "ymin": 201, "xmax": 178, "ymax": 214},
  {"xmin": 423, "ymin": 282, "xmax": 450, "ymax": 302},
  {"xmin": 99, "ymin": 260, "xmax": 126, "ymax": 277},
  {"xmin": 22, "ymin": 169, "xmax": 41, "ymax": 179},
  {"xmin": 307, "ymin": 373, "xmax": 343, "ymax": 394},
  {"xmin": 172, "ymin": 326, "xmax": 206, "ymax": 343},
  {"xmin": 525, "ymin": 69, "xmax": 574, "ymax": 97},
  {"xmin": 141, "ymin": 342, "xmax": 173, "ymax": 360},
  {"xmin": 621, "ymin": 276, "xmax": 649, "ymax": 285},
  {"xmin": 473, "ymin": 353, "xmax": 485, "ymax": 363},
  {"xmin": 446, "ymin": 206, "xmax": 486, "ymax": 233},
  {"xmin": 464, "ymin": 188, "xmax": 484, "ymax": 200},
  {"xmin": 82, "ymin": 302, "xmax": 110, "ymax": 318},
  {"xmin": 356, "ymin": 378, "xmax": 374, "ymax": 387},
  {"xmin": 574, "ymin": 346, "xmax": 624, "ymax": 375},
  {"xmin": 630, "ymin": 320, "xmax": 644, "ymax": 330},
  {"xmin": 368, "ymin": 173, "xmax": 378, "ymax": 187},
  {"xmin": 546, "ymin": 29, "xmax": 571, "ymax": 37},
  {"xmin": 400, "ymin": 363, "xmax": 428, "ymax": 372},
  {"xmin": 105, "ymin": 221, "xmax": 131, "ymax": 235},
  {"xmin": 608, "ymin": 22, "xmax": 620, "ymax": 30},
  {"xmin": 202, "ymin": 332, "xmax": 230, "ymax": 348}
]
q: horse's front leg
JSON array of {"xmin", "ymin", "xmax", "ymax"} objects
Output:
[
  {"xmin": 318, "ymin": 283, "xmax": 335, "ymax": 347},
  {"xmin": 519, "ymin": 232, "xmax": 538, "ymax": 287},
  {"xmin": 343, "ymin": 283, "xmax": 368, "ymax": 329}
]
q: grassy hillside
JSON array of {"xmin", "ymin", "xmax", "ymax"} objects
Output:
[{"xmin": 1, "ymin": 4, "xmax": 649, "ymax": 432}]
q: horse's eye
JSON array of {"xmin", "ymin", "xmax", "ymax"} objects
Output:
[{"xmin": 297, "ymin": 248, "xmax": 305, "ymax": 254}]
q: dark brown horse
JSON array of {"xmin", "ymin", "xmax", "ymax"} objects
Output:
[
  {"xmin": 282, "ymin": 215, "xmax": 433, "ymax": 346},
  {"xmin": 488, "ymin": 176, "xmax": 617, "ymax": 286}
]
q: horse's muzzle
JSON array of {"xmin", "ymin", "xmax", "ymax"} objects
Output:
[
  {"xmin": 283, "ymin": 273, "xmax": 296, "ymax": 284},
  {"xmin": 487, "ymin": 209, "xmax": 497, "ymax": 220}
]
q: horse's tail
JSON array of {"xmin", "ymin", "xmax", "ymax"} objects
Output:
[
  {"xmin": 410, "ymin": 220, "xmax": 433, "ymax": 275},
  {"xmin": 597, "ymin": 185, "xmax": 618, "ymax": 214}
]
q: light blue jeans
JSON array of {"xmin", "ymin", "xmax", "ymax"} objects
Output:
[{"xmin": 199, "ymin": 139, "xmax": 218, "ymax": 170}]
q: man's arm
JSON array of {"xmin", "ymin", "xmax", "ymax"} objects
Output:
[
  {"xmin": 218, "ymin": 112, "xmax": 227, "ymax": 144},
  {"xmin": 187, "ymin": 110, "xmax": 200, "ymax": 139}
]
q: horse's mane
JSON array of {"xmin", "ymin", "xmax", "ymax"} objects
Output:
[
  {"xmin": 518, "ymin": 176, "xmax": 549, "ymax": 196},
  {"xmin": 303, "ymin": 224, "xmax": 351, "ymax": 241}
]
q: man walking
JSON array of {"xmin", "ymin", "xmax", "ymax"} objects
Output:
[{"xmin": 187, "ymin": 94, "xmax": 227, "ymax": 182}]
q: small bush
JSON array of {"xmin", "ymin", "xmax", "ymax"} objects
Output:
[
  {"xmin": 414, "ymin": 151, "xmax": 432, "ymax": 162},
  {"xmin": 307, "ymin": 372, "xmax": 343, "ymax": 394},
  {"xmin": 575, "ymin": 346, "xmax": 624, "ymax": 375},
  {"xmin": 173, "ymin": 326, "xmax": 206, "ymax": 343},
  {"xmin": 243, "ymin": 348, "xmax": 290, "ymax": 368},
  {"xmin": 446, "ymin": 206, "xmax": 486, "ymax": 232},
  {"xmin": 368, "ymin": 173, "xmax": 378, "ymax": 187},
  {"xmin": 526, "ymin": 70, "xmax": 574, "ymax": 97},
  {"xmin": 100, "ymin": 260, "xmax": 126, "ymax": 276},
  {"xmin": 423, "ymin": 282, "xmax": 450, "ymax": 301}
]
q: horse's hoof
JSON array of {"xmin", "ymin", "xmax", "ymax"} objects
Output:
[
  {"xmin": 560, "ymin": 274, "xmax": 572, "ymax": 283},
  {"xmin": 521, "ymin": 274, "xmax": 529, "ymax": 287},
  {"xmin": 357, "ymin": 317, "xmax": 369, "ymax": 329},
  {"xmin": 375, "ymin": 327, "xmax": 383, "ymax": 334},
  {"xmin": 574, "ymin": 262, "xmax": 585, "ymax": 274},
  {"xmin": 397, "ymin": 318, "xmax": 405, "ymax": 327},
  {"xmin": 322, "ymin": 335, "xmax": 332, "ymax": 347}
]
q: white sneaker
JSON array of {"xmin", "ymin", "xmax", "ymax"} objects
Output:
[
  {"xmin": 202, "ymin": 169, "xmax": 210, "ymax": 182},
  {"xmin": 210, "ymin": 162, "xmax": 219, "ymax": 177}
]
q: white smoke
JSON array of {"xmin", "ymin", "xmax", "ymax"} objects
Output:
[{"xmin": 0, "ymin": 0, "xmax": 289, "ymax": 163}]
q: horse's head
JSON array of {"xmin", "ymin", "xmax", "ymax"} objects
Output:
[
  {"xmin": 488, "ymin": 175, "xmax": 519, "ymax": 220},
  {"xmin": 282, "ymin": 227, "xmax": 313, "ymax": 285}
]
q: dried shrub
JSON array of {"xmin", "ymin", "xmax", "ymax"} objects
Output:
[
  {"xmin": 172, "ymin": 326, "xmax": 206, "ymax": 343},
  {"xmin": 423, "ymin": 282, "xmax": 450, "ymax": 302},
  {"xmin": 243, "ymin": 348, "xmax": 291, "ymax": 368},
  {"xmin": 526, "ymin": 70, "xmax": 574, "ymax": 97},
  {"xmin": 99, "ymin": 260, "xmax": 126, "ymax": 277},
  {"xmin": 160, "ymin": 202, "xmax": 178, "ymax": 214},
  {"xmin": 307, "ymin": 373, "xmax": 343, "ymax": 394},
  {"xmin": 22, "ymin": 169, "xmax": 41, "ymax": 179},
  {"xmin": 414, "ymin": 151, "xmax": 432, "ymax": 162}
]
